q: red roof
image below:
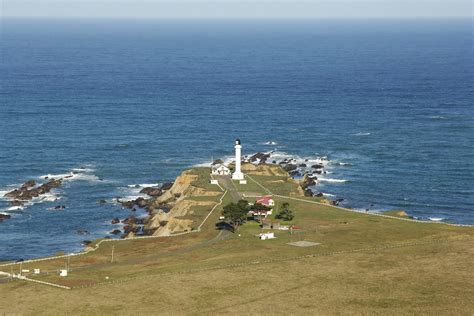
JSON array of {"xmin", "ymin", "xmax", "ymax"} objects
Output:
[{"xmin": 256, "ymin": 196, "xmax": 273, "ymax": 206}]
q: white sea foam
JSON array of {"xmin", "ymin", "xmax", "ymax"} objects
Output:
[
  {"xmin": 322, "ymin": 193, "xmax": 336, "ymax": 197},
  {"xmin": 263, "ymin": 141, "xmax": 278, "ymax": 145},
  {"xmin": 127, "ymin": 183, "xmax": 160, "ymax": 188},
  {"xmin": 428, "ymin": 115, "xmax": 446, "ymax": 120},
  {"xmin": 429, "ymin": 217, "xmax": 444, "ymax": 222},
  {"xmin": 353, "ymin": 132, "xmax": 371, "ymax": 136},
  {"xmin": 317, "ymin": 178, "xmax": 347, "ymax": 183},
  {"xmin": 7, "ymin": 206, "xmax": 24, "ymax": 211}
]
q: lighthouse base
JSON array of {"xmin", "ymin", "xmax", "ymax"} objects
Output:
[{"xmin": 232, "ymin": 172, "xmax": 245, "ymax": 180}]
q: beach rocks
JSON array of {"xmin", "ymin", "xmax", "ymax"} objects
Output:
[
  {"xmin": 135, "ymin": 197, "xmax": 148, "ymax": 208},
  {"xmin": 98, "ymin": 199, "xmax": 107, "ymax": 204},
  {"xmin": 304, "ymin": 189, "xmax": 314, "ymax": 197},
  {"xmin": 311, "ymin": 164, "xmax": 324, "ymax": 169},
  {"xmin": 110, "ymin": 229, "xmax": 121, "ymax": 235},
  {"xmin": 76, "ymin": 229, "xmax": 89, "ymax": 235},
  {"xmin": 54, "ymin": 205, "xmax": 66, "ymax": 210}
]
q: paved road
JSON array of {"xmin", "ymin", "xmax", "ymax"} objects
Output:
[{"xmin": 215, "ymin": 176, "xmax": 241, "ymax": 202}]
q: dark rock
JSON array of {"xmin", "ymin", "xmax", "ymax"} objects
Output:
[
  {"xmin": 139, "ymin": 187, "xmax": 163, "ymax": 197},
  {"xmin": 212, "ymin": 159, "xmax": 224, "ymax": 165},
  {"xmin": 272, "ymin": 160, "xmax": 277, "ymax": 164},
  {"xmin": 141, "ymin": 228, "xmax": 157, "ymax": 236},
  {"xmin": 21, "ymin": 180, "xmax": 36, "ymax": 188},
  {"xmin": 301, "ymin": 174, "xmax": 316, "ymax": 190},
  {"xmin": 111, "ymin": 217, "xmax": 120, "ymax": 224},
  {"xmin": 249, "ymin": 152, "xmax": 271, "ymax": 164},
  {"xmin": 289, "ymin": 170, "xmax": 301, "ymax": 178},
  {"xmin": 54, "ymin": 205, "xmax": 66, "ymax": 210},
  {"xmin": 314, "ymin": 192, "xmax": 324, "ymax": 197},
  {"xmin": 122, "ymin": 216, "xmax": 136, "ymax": 225},
  {"xmin": 304, "ymin": 189, "xmax": 314, "ymax": 197},
  {"xmin": 120, "ymin": 200, "xmax": 134, "ymax": 209},
  {"xmin": 82, "ymin": 240, "xmax": 92, "ymax": 246},
  {"xmin": 299, "ymin": 163, "xmax": 307, "ymax": 167},
  {"xmin": 99, "ymin": 199, "xmax": 107, "ymax": 204},
  {"xmin": 123, "ymin": 225, "xmax": 140, "ymax": 234},
  {"xmin": 283, "ymin": 164, "xmax": 297, "ymax": 172},
  {"xmin": 160, "ymin": 182, "xmax": 174, "ymax": 191},
  {"xmin": 110, "ymin": 229, "xmax": 121, "ymax": 235},
  {"xmin": 10, "ymin": 200, "xmax": 24, "ymax": 206},
  {"xmin": 76, "ymin": 229, "xmax": 89, "ymax": 235},
  {"xmin": 0, "ymin": 214, "xmax": 12, "ymax": 221},
  {"xmin": 134, "ymin": 197, "xmax": 148, "ymax": 208},
  {"xmin": 311, "ymin": 164, "xmax": 324, "ymax": 169}
]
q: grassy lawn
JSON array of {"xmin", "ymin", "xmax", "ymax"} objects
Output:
[{"xmin": 0, "ymin": 165, "xmax": 472, "ymax": 315}]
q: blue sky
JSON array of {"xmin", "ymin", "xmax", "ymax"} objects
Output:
[{"xmin": 2, "ymin": 0, "xmax": 473, "ymax": 18}]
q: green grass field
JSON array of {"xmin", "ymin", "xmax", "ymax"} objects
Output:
[{"xmin": 0, "ymin": 165, "xmax": 472, "ymax": 315}]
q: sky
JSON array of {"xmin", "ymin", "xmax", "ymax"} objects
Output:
[{"xmin": 2, "ymin": 0, "xmax": 473, "ymax": 19}]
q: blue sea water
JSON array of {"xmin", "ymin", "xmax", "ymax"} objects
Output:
[{"xmin": 0, "ymin": 19, "xmax": 473, "ymax": 260}]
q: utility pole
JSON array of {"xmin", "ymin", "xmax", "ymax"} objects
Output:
[{"xmin": 111, "ymin": 245, "xmax": 115, "ymax": 263}]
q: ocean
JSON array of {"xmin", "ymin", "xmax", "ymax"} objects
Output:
[{"xmin": 0, "ymin": 18, "xmax": 473, "ymax": 260}]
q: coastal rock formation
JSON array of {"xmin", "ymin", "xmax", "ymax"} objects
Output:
[
  {"xmin": 111, "ymin": 217, "xmax": 120, "ymax": 224},
  {"xmin": 0, "ymin": 214, "xmax": 12, "ymax": 222},
  {"xmin": 4, "ymin": 178, "xmax": 62, "ymax": 204},
  {"xmin": 301, "ymin": 174, "xmax": 316, "ymax": 190},
  {"xmin": 249, "ymin": 152, "xmax": 270, "ymax": 164},
  {"xmin": 139, "ymin": 187, "xmax": 163, "ymax": 197}
]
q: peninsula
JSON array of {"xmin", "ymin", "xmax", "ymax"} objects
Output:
[{"xmin": 1, "ymin": 151, "xmax": 473, "ymax": 315}]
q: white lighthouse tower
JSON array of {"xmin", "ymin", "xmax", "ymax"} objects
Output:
[{"xmin": 232, "ymin": 139, "xmax": 245, "ymax": 180}]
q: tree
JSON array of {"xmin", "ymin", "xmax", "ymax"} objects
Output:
[
  {"xmin": 222, "ymin": 200, "xmax": 249, "ymax": 232},
  {"xmin": 276, "ymin": 202, "xmax": 294, "ymax": 221}
]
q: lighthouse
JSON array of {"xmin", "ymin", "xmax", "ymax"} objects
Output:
[{"xmin": 232, "ymin": 139, "xmax": 245, "ymax": 180}]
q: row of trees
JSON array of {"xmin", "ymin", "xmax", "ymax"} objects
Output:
[{"xmin": 221, "ymin": 200, "xmax": 294, "ymax": 232}]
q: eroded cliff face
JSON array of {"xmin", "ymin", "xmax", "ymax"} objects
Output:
[{"xmin": 141, "ymin": 170, "xmax": 220, "ymax": 237}]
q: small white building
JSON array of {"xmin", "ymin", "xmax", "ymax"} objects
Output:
[
  {"xmin": 258, "ymin": 232, "xmax": 276, "ymax": 240},
  {"xmin": 211, "ymin": 164, "xmax": 230, "ymax": 176}
]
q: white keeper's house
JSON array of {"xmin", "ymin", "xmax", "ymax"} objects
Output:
[{"xmin": 211, "ymin": 164, "xmax": 230, "ymax": 176}]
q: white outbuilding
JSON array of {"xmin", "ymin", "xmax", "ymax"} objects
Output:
[{"xmin": 211, "ymin": 164, "xmax": 230, "ymax": 176}]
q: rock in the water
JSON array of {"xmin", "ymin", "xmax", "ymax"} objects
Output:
[
  {"xmin": 111, "ymin": 217, "xmax": 120, "ymax": 224},
  {"xmin": 76, "ymin": 229, "xmax": 89, "ymax": 235},
  {"xmin": 98, "ymin": 199, "xmax": 107, "ymax": 204},
  {"xmin": 314, "ymin": 192, "xmax": 324, "ymax": 197},
  {"xmin": 311, "ymin": 164, "xmax": 324, "ymax": 169},
  {"xmin": 110, "ymin": 229, "xmax": 121, "ymax": 235},
  {"xmin": 122, "ymin": 216, "xmax": 136, "ymax": 225},
  {"xmin": 299, "ymin": 163, "xmax": 307, "ymax": 167},
  {"xmin": 134, "ymin": 197, "xmax": 148, "ymax": 208},
  {"xmin": 304, "ymin": 189, "xmax": 314, "ymax": 197},
  {"xmin": 54, "ymin": 205, "xmax": 66, "ymax": 210},
  {"xmin": 0, "ymin": 214, "xmax": 12, "ymax": 221},
  {"xmin": 283, "ymin": 164, "xmax": 297, "ymax": 172}
]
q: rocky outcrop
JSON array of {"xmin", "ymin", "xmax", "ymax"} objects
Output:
[
  {"xmin": 4, "ymin": 178, "xmax": 62, "ymax": 204},
  {"xmin": 301, "ymin": 174, "xmax": 316, "ymax": 190},
  {"xmin": 111, "ymin": 217, "xmax": 120, "ymax": 224},
  {"xmin": 249, "ymin": 152, "xmax": 271, "ymax": 164},
  {"xmin": 139, "ymin": 187, "xmax": 163, "ymax": 197},
  {"xmin": 0, "ymin": 214, "xmax": 12, "ymax": 222}
]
